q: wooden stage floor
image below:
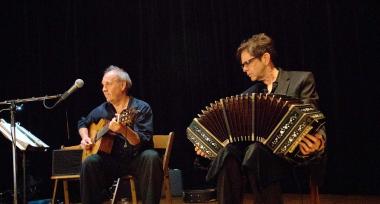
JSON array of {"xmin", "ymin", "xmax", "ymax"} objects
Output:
[
  {"xmin": 165, "ymin": 193, "xmax": 380, "ymax": 204},
  {"xmin": 43, "ymin": 193, "xmax": 380, "ymax": 204}
]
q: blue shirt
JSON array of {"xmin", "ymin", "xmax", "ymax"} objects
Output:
[{"xmin": 78, "ymin": 96, "xmax": 154, "ymax": 158}]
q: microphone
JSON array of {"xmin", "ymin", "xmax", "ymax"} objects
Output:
[{"xmin": 60, "ymin": 79, "xmax": 84, "ymax": 101}]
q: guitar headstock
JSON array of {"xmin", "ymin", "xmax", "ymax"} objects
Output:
[{"xmin": 118, "ymin": 108, "xmax": 140, "ymax": 127}]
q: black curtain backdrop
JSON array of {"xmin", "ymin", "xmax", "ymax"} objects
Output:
[{"xmin": 1, "ymin": 0, "xmax": 379, "ymax": 200}]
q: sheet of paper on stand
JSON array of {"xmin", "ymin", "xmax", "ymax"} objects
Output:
[{"xmin": 0, "ymin": 118, "xmax": 49, "ymax": 151}]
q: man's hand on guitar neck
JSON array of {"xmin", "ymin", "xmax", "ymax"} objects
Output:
[{"xmin": 109, "ymin": 117, "xmax": 141, "ymax": 145}]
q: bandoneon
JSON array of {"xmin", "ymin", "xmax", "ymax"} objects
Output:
[{"xmin": 186, "ymin": 93, "xmax": 325, "ymax": 163}]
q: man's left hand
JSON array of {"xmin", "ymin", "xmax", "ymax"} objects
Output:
[
  {"xmin": 109, "ymin": 117, "xmax": 140, "ymax": 145},
  {"xmin": 299, "ymin": 133, "xmax": 325, "ymax": 155},
  {"xmin": 109, "ymin": 117, "xmax": 126, "ymax": 134}
]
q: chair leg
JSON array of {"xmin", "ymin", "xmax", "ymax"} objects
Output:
[
  {"xmin": 52, "ymin": 179, "xmax": 58, "ymax": 204},
  {"xmin": 164, "ymin": 176, "xmax": 172, "ymax": 204},
  {"xmin": 111, "ymin": 178, "xmax": 120, "ymax": 204},
  {"xmin": 63, "ymin": 180, "xmax": 70, "ymax": 204},
  {"xmin": 309, "ymin": 178, "xmax": 320, "ymax": 204},
  {"xmin": 129, "ymin": 178, "xmax": 137, "ymax": 204}
]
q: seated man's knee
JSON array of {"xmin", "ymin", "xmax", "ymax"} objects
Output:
[
  {"xmin": 81, "ymin": 154, "xmax": 102, "ymax": 173},
  {"xmin": 242, "ymin": 142, "xmax": 268, "ymax": 168},
  {"xmin": 140, "ymin": 149, "xmax": 161, "ymax": 165},
  {"xmin": 245, "ymin": 142, "xmax": 266, "ymax": 158}
]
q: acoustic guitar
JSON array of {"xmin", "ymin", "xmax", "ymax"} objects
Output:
[{"xmin": 82, "ymin": 108, "xmax": 139, "ymax": 161}]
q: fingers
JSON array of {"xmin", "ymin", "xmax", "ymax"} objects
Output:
[
  {"xmin": 301, "ymin": 135, "xmax": 315, "ymax": 149},
  {"xmin": 299, "ymin": 142, "xmax": 308, "ymax": 155},
  {"xmin": 315, "ymin": 133, "xmax": 323, "ymax": 140},
  {"xmin": 109, "ymin": 117, "xmax": 123, "ymax": 133},
  {"xmin": 300, "ymin": 135, "xmax": 316, "ymax": 155},
  {"xmin": 109, "ymin": 118, "xmax": 117, "ymax": 127},
  {"xmin": 194, "ymin": 146, "xmax": 207, "ymax": 158},
  {"xmin": 299, "ymin": 141, "xmax": 312, "ymax": 155},
  {"xmin": 304, "ymin": 134, "xmax": 319, "ymax": 143},
  {"xmin": 80, "ymin": 138, "xmax": 93, "ymax": 150},
  {"xmin": 299, "ymin": 134, "xmax": 323, "ymax": 155},
  {"xmin": 80, "ymin": 138, "xmax": 91, "ymax": 146},
  {"xmin": 314, "ymin": 133, "xmax": 325, "ymax": 150}
]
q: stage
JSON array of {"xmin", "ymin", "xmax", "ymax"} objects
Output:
[{"xmin": 43, "ymin": 193, "xmax": 380, "ymax": 204}]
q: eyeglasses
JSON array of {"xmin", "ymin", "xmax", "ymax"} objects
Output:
[{"xmin": 241, "ymin": 57, "xmax": 256, "ymax": 69}]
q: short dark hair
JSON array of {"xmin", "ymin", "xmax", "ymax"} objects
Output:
[{"xmin": 236, "ymin": 33, "xmax": 277, "ymax": 63}]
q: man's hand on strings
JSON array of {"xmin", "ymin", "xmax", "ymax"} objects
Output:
[{"xmin": 80, "ymin": 136, "xmax": 93, "ymax": 150}]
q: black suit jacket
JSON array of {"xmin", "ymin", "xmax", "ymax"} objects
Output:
[{"xmin": 243, "ymin": 69, "xmax": 319, "ymax": 107}]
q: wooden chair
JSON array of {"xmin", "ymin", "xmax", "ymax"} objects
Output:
[
  {"xmin": 111, "ymin": 132, "xmax": 175, "ymax": 204},
  {"xmin": 289, "ymin": 166, "xmax": 321, "ymax": 204},
  {"xmin": 239, "ymin": 159, "xmax": 321, "ymax": 204},
  {"xmin": 303, "ymin": 160, "xmax": 323, "ymax": 204},
  {"xmin": 309, "ymin": 176, "xmax": 320, "ymax": 204},
  {"xmin": 51, "ymin": 145, "xmax": 82, "ymax": 204}
]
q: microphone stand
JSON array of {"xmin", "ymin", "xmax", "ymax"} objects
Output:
[{"xmin": 0, "ymin": 94, "xmax": 62, "ymax": 204}]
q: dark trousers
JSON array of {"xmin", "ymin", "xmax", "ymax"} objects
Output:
[
  {"xmin": 215, "ymin": 143, "xmax": 286, "ymax": 204},
  {"xmin": 80, "ymin": 149, "xmax": 163, "ymax": 204}
]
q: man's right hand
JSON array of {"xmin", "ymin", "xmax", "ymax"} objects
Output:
[
  {"xmin": 80, "ymin": 136, "xmax": 93, "ymax": 150},
  {"xmin": 195, "ymin": 146, "xmax": 207, "ymax": 158}
]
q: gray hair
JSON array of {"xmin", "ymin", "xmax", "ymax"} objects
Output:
[{"xmin": 104, "ymin": 65, "xmax": 132, "ymax": 90}]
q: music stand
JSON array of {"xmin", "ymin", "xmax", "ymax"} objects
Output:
[
  {"xmin": 0, "ymin": 94, "xmax": 61, "ymax": 204},
  {"xmin": 0, "ymin": 118, "xmax": 49, "ymax": 204}
]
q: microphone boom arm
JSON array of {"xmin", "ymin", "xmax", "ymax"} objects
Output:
[{"xmin": 0, "ymin": 94, "xmax": 62, "ymax": 106}]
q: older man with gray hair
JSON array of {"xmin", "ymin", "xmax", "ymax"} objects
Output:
[{"xmin": 78, "ymin": 65, "xmax": 163, "ymax": 204}]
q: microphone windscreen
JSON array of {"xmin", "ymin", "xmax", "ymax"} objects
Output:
[{"xmin": 75, "ymin": 79, "xmax": 84, "ymax": 88}]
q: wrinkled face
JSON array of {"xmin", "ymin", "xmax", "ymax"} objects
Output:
[
  {"xmin": 240, "ymin": 50, "xmax": 266, "ymax": 81},
  {"xmin": 101, "ymin": 71, "xmax": 126, "ymax": 104}
]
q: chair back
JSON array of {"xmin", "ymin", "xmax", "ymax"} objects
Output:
[
  {"xmin": 61, "ymin": 144, "xmax": 82, "ymax": 150},
  {"xmin": 153, "ymin": 132, "xmax": 175, "ymax": 175}
]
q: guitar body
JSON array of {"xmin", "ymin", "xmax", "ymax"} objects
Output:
[
  {"xmin": 81, "ymin": 108, "xmax": 139, "ymax": 161},
  {"xmin": 82, "ymin": 119, "xmax": 114, "ymax": 161}
]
